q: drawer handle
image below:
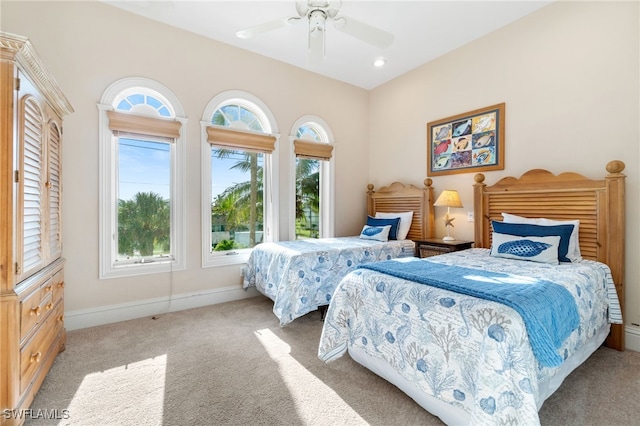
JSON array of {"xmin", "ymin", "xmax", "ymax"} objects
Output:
[
  {"xmin": 57, "ymin": 282, "xmax": 65, "ymax": 289},
  {"xmin": 57, "ymin": 314, "xmax": 64, "ymax": 322},
  {"xmin": 30, "ymin": 306, "xmax": 41, "ymax": 316},
  {"xmin": 45, "ymin": 285, "xmax": 53, "ymax": 292},
  {"xmin": 46, "ymin": 302, "xmax": 53, "ymax": 310},
  {"xmin": 30, "ymin": 351, "xmax": 42, "ymax": 364}
]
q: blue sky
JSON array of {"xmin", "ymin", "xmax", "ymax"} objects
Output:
[
  {"xmin": 118, "ymin": 138, "xmax": 169, "ymax": 201},
  {"xmin": 118, "ymin": 138, "xmax": 252, "ymax": 202}
]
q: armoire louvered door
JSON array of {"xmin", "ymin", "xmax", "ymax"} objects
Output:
[
  {"xmin": 15, "ymin": 71, "xmax": 64, "ymax": 283},
  {"xmin": 18, "ymin": 91, "xmax": 45, "ymax": 281},
  {"xmin": 47, "ymin": 121, "xmax": 62, "ymax": 261}
]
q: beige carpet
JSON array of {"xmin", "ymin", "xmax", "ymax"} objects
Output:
[{"xmin": 26, "ymin": 296, "xmax": 640, "ymax": 426}]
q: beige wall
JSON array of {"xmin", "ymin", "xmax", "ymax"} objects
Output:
[
  {"xmin": 2, "ymin": 1, "xmax": 370, "ymax": 317},
  {"xmin": 3, "ymin": 1, "xmax": 639, "ymax": 343},
  {"xmin": 368, "ymin": 1, "xmax": 640, "ymax": 332}
]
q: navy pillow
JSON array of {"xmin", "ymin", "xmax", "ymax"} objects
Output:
[
  {"xmin": 367, "ymin": 216, "xmax": 401, "ymax": 240},
  {"xmin": 491, "ymin": 221, "xmax": 574, "ymax": 262}
]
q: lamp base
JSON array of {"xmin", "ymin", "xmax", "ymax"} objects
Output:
[{"xmin": 442, "ymin": 236, "xmax": 455, "ymax": 242}]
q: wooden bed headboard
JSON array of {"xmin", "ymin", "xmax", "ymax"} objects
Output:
[
  {"xmin": 366, "ymin": 179, "xmax": 435, "ymax": 241},
  {"xmin": 473, "ymin": 160, "xmax": 626, "ymax": 350}
]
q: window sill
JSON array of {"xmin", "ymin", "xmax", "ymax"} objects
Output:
[
  {"xmin": 100, "ymin": 258, "xmax": 185, "ymax": 279},
  {"xmin": 202, "ymin": 250, "xmax": 251, "ymax": 268}
]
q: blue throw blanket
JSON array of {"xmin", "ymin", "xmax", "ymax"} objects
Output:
[{"xmin": 360, "ymin": 258, "xmax": 579, "ymax": 367}]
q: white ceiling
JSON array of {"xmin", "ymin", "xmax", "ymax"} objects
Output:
[{"xmin": 102, "ymin": 1, "xmax": 552, "ymax": 90}]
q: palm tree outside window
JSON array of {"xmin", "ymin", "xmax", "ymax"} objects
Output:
[
  {"xmin": 292, "ymin": 120, "xmax": 334, "ymax": 240},
  {"xmin": 210, "ymin": 104, "xmax": 267, "ymax": 252},
  {"xmin": 295, "ymin": 125, "xmax": 321, "ymax": 239}
]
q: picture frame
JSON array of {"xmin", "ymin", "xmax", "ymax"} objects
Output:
[{"xmin": 427, "ymin": 103, "xmax": 505, "ymax": 176}]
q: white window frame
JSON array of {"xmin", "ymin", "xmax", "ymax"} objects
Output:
[
  {"xmin": 201, "ymin": 90, "xmax": 279, "ymax": 268},
  {"xmin": 98, "ymin": 77, "xmax": 187, "ymax": 279},
  {"xmin": 289, "ymin": 115, "xmax": 335, "ymax": 240}
]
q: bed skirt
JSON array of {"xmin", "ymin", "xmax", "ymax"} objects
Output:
[{"xmin": 347, "ymin": 323, "xmax": 610, "ymax": 425}]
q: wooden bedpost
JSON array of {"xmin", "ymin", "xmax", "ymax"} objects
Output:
[
  {"xmin": 473, "ymin": 173, "xmax": 487, "ymax": 248},
  {"xmin": 424, "ymin": 178, "xmax": 435, "ymax": 239},
  {"xmin": 604, "ymin": 160, "xmax": 625, "ymax": 350},
  {"xmin": 366, "ymin": 184, "xmax": 375, "ymax": 218}
]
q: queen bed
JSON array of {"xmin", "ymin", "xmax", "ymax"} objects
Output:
[
  {"xmin": 318, "ymin": 161, "xmax": 626, "ymax": 425},
  {"xmin": 243, "ymin": 180, "xmax": 435, "ymax": 326}
]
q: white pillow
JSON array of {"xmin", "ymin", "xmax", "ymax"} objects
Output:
[
  {"xmin": 375, "ymin": 211, "xmax": 414, "ymax": 240},
  {"xmin": 501, "ymin": 213, "xmax": 582, "ymax": 262},
  {"xmin": 490, "ymin": 232, "xmax": 561, "ymax": 264},
  {"xmin": 359, "ymin": 225, "xmax": 391, "ymax": 242}
]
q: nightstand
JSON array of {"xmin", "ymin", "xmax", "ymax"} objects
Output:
[{"xmin": 414, "ymin": 238, "xmax": 473, "ymax": 258}]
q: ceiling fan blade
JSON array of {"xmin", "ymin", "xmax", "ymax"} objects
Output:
[
  {"xmin": 236, "ymin": 16, "xmax": 300, "ymax": 39},
  {"xmin": 295, "ymin": 1, "xmax": 309, "ymax": 17},
  {"xmin": 333, "ymin": 16, "xmax": 394, "ymax": 48}
]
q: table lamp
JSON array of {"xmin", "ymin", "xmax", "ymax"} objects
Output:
[{"xmin": 433, "ymin": 189, "xmax": 463, "ymax": 241}]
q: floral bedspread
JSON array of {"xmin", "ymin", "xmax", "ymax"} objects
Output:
[
  {"xmin": 318, "ymin": 249, "xmax": 622, "ymax": 425},
  {"xmin": 243, "ymin": 236, "xmax": 414, "ymax": 326}
]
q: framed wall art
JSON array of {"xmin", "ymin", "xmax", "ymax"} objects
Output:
[{"xmin": 427, "ymin": 103, "xmax": 505, "ymax": 176}]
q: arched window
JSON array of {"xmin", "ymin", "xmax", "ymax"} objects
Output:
[
  {"xmin": 201, "ymin": 91, "xmax": 279, "ymax": 267},
  {"xmin": 98, "ymin": 78, "xmax": 186, "ymax": 278},
  {"xmin": 290, "ymin": 116, "xmax": 335, "ymax": 240}
]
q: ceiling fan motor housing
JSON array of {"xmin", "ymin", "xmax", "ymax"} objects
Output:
[{"xmin": 309, "ymin": 9, "xmax": 327, "ymax": 34}]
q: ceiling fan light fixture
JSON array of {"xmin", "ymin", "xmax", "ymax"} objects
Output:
[
  {"xmin": 308, "ymin": 9, "xmax": 327, "ymax": 34},
  {"xmin": 308, "ymin": 8, "xmax": 326, "ymax": 66}
]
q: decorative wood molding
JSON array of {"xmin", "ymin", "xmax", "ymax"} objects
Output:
[{"xmin": 1, "ymin": 32, "xmax": 73, "ymax": 118}]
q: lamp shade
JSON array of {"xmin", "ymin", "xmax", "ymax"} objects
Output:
[{"xmin": 434, "ymin": 190, "xmax": 463, "ymax": 208}]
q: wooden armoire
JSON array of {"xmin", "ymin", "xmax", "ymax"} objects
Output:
[{"xmin": 1, "ymin": 32, "xmax": 73, "ymax": 424}]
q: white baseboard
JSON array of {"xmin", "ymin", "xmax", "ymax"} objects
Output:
[
  {"xmin": 65, "ymin": 286, "xmax": 261, "ymax": 331},
  {"xmin": 626, "ymin": 325, "xmax": 640, "ymax": 352}
]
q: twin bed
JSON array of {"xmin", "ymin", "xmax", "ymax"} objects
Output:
[
  {"xmin": 243, "ymin": 161, "xmax": 625, "ymax": 424},
  {"xmin": 317, "ymin": 161, "xmax": 626, "ymax": 425},
  {"xmin": 243, "ymin": 179, "xmax": 435, "ymax": 325}
]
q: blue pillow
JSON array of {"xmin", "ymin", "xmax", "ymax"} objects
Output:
[
  {"xmin": 491, "ymin": 221, "xmax": 574, "ymax": 262},
  {"xmin": 367, "ymin": 216, "xmax": 401, "ymax": 240}
]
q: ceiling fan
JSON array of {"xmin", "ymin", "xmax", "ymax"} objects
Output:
[{"xmin": 235, "ymin": 1, "xmax": 394, "ymax": 66}]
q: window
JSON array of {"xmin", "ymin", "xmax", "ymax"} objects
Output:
[
  {"xmin": 201, "ymin": 91, "xmax": 279, "ymax": 267},
  {"xmin": 98, "ymin": 78, "xmax": 186, "ymax": 278},
  {"xmin": 290, "ymin": 116, "xmax": 335, "ymax": 240}
]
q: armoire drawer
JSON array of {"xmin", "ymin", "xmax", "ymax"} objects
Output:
[
  {"xmin": 52, "ymin": 269, "xmax": 65, "ymax": 306},
  {"xmin": 19, "ymin": 284, "xmax": 52, "ymax": 340},
  {"xmin": 19, "ymin": 268, "xmax": 62, "ymax": 341},
  {"xmin": 19, "ymin": 301, "xmax": 64, "ymax": 395}
]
